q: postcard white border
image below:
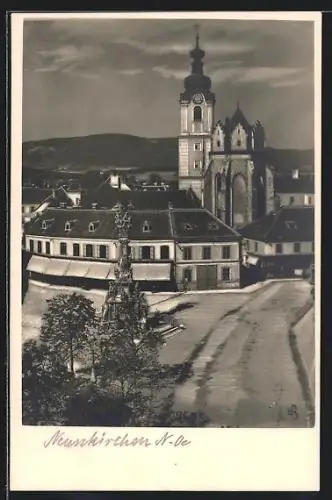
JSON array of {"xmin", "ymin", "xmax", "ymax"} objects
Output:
[{"xmin": 10, "ymin": 11, "xmax": 321, "ymax": 491}]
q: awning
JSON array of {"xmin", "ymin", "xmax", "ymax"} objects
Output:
[
  {"xmin": 132, "ymin": 263, "xmax": 171, "ymax": 281},
  {"xmin": 86, "ymin": 262, "xmax": 115, "ymax": 280},
  {"xmin": 65, "ymin": 260, "xmax": 90, "ymax": 278},
  {"xmin": 247, "ymin": 255, "xmax": 259, "ymax": 266},
  {"xmin": 44, "ymin": 258, "xmax": 71, "ymax": 276},
  {"xmin": 27, "ymin": 255, "xmax": 50, "ymax": 274}
]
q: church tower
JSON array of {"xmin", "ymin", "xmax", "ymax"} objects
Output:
[{"xmin": 178, "ymin": 27, "xmax": 215, "ymax": 201}]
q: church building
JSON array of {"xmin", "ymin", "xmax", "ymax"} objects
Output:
[{"xmin": 178, "ymin": 30, "xmax": 275, "ymax": 228}]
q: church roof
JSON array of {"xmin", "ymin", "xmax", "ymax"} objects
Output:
[
  {"xmin": 274, "ymin": 175, "xmax": 314, "ymax": 194},
  {"xmin": 228, "ymin": 104, "xmax": 252, "ymax": 132},
  {"xmin": 239, "ymin": 206, "xmax": 314, "ymax": 243}
]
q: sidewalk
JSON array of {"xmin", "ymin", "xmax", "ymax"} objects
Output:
[{"xmin": 293, "ymin": 306, "xmax": 315, "ymax": 400}]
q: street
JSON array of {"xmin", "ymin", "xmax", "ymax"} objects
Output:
[
  {"xmin": 168, "ymin": 280, "xmax": 314, "ymax": 427},
  {"xmin": 22, "ymin": 279, "xmax": 315, "ymax": 428}
]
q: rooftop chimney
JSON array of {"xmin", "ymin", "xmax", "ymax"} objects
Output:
[{"xmin": 292, "ymin": 169, "xmax": 299, "ymax": 179}]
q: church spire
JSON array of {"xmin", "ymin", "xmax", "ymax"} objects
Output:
[{"xmin": 190, "ymin": 24, "xmax": 205, "ymax": 75}]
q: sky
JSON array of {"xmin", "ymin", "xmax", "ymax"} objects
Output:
[{"xmin": 22, "ymin": 18, "xmax": 315, "ymax": 149}]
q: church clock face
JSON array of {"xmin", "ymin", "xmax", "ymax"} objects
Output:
[{"xmin": 193, "ymin": 93, "xmax": 203, "ymax": 104}]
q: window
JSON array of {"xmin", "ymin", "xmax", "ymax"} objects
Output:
[
  {"xmin": 99, "ymin": 245, "xmax": 108, "ymax": 259},
  {"xmin": 89, "ymin": 221, "xmax": 99, "ymax": 233},
  {"xmin": 294, "ymin": 242, "xmax": 301, "ymax": 253},
  {"xmin": 29, "ymin": 240, "xmax": 34, "ymax": 252},
  {"xmin": 285, "ymin": 220, "xmax": 297, "ymax": 230},
  {"xmin": 183, "ymin": 223, "xmax": 193, "ymax": 232},
  {"xmin": 194, "ymin": 143, "xmax": 201, "ymax": 151},
  {"xmin": 183, "ymin": 268, "xmax": 192, "ymax": 282},
  {"xmin": 307, "ymin": 196, "xmax": 312, "ymax": 205},
  {"xmin": 45, "ymin": 242, "xmax": 50, "ymax": 255},
  {"xmin": 194, "ymin": 160, "xmax": 201, "ymax": 170},
  {"xmin": 60, "ymin": 242, "xmax": 67, "ymax": 256},
  {"xmin": 141, "ymin": 246, "xmax": 152, "ymax": 260},
  {"xmin": 217, "ymin": 140, "xmax": 221, "ymax": 148},
  {"xmin": 254, "ymin": 241, "xmax": 258, "ymax": 252},
  {"xmin": 202, "ymin": 247, "xmax": 211, "ymax": 260},
  {"xmin": 289, "ymin": 196, "xmax": 295, "ymax": 205},
  {"xmin": 237, "ymin": 139, "xmax": 241, "ymax": 147},
  {"xmin": 193, "ymin": 106, "xmax": 202, "ymax": 122},
  {"xmin": 37, "ymin": 241, "xmax": 42, "ymax": 254},
  {"xmin": 142, "ymin": 221, "xmax": 152, "ymax": 233},
  {"xmin": 208, "ymin": 222, "xmax": 219, "ymax": 231},
  {"xmin": 73, "ymin": 243, "xmax": 80, "ymax": 257},
  {"xmin": 275, "ymin": 243, "xmax": 282, "ymax": 254},
  {"xmin": 183, "ymin": 247, "xmax": 192, "ymax": 260},
  {"xmin": 222, "ymin": 267, "xmax": 230, "ymax": 281},
  {"xmin": 65, "ymin": 221, "xmax": 71, "ymax": 232},
  {"xmin": 85, "ymin": 244, "xmax": 93, "ymax": 258},
  {"xmin": 160, "ymin": 245, "xmax": 169, "ymax": 260},
  {"xmin": 222, "ymin": 245, "xmax": 231, "ymax": 259}
]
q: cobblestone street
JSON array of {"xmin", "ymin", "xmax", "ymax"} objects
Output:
[{"xmin": 169, "ymin": 280, "xmax": 314, "ymax": 428}]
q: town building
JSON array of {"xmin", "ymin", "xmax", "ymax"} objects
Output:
[
  {"xmin": 239, "ymin": 205, "xmax": 314, "ymax": 279},
  {"xmin": 22, "ymin": 186, "xmax": 74, "ymax": 222},
  {"xmin": 23, "ymin": 203, "xmax": 242, "ymax": 291},
  {"xmin": 274, "ymin": 169, "xmax": 315, "ymax": 207},
  {"xmin": 178, "ymin": 31, "xmax": 275, "ymax": 228}
]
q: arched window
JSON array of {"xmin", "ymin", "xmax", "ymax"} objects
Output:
[
  {"xmin": 232, "ymin": 174, "xmax": 248, "ymax": 226},
  {"xmin": 193, "ymin": 106, "xmax": 202, "ymax": 122}
]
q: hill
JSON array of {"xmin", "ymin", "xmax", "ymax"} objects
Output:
[
  {"xmin": 22, "ymin": 133, "xmax": 314, "ymax": 175},
  {"xmin": 22, "ymin": 134, "xmax": 178, "ymax": 173}
]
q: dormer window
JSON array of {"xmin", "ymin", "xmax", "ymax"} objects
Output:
[
  {"xmin": 142, "ymin": 221, "xmax": 152, "ymax": 233},
  {"xmin": 285, "ymin": 220, "xmax": 297, "ymax": 231},
  {"xmin": 41, "ymin": 218, "xmax": 54, "ymax": 230},
  {"xmin": 183, "ymin": 223, "xmax": 193, "ymax": 232},
  {"xmin": 208, "ymin": 222, "xmax": 219, "ymax": 231},
  {"xmin": 65, "ymin": 221, "xmax": 72, "ymax": 232},
  {"xmin": 89, "ymin": 220, "xmax": 100, "ymax": 233}
]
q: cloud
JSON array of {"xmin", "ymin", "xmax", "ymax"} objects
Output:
[
  {"xmin": 152, "ymin": 66, "xmax": 188, "ymax": 80},
  {"xmin": 117, "ymin": 68, "xmax": 143, "ymax": 76},
  {"xmin": 32, "ymin": 44, "xmax": 104, "ymax": 76}
]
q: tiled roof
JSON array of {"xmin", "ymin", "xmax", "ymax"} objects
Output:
[
  {"xmin": 239, "ymin": 206, "xmax": 314, "ymax": 243},
  {"xmin": 24, "ymin": 207, "xmax": 240, "ymax": 243},
  {"xmin": 171, "ymin": 209, "xmax": 240, "ymax": 243},
  {"xmin": 24, "ymin": 208, "xmax": 173, "ymax": 241},
  {"xmin": 274, "ymin": 175, "xmax": 314, "ymax": 194},
  {"xmin": 22, "ymin": 187, "xmax": 53, "ymax": 205},
  {"xmin": 81, "ymin": 184, "xmax": 201, "ymax": 210}
]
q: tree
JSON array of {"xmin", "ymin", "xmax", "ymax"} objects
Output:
[
  {"xmin": 148, "ymin": 173, "xmax": 162, "ymax": 184},
  {"xmin": 66, "ymin": 380, "xmax": 132, "ymax": 426},
  {"xmin": 40, "ymin": 292, "xmax": 96, "ymax": 374},
  {"xmin": 22, "ymin": 339, "xmax": 73, "ymax": 425},
  {"xmin": 99, "ymin": 282, "xmax": 164, "ymax": 425}
]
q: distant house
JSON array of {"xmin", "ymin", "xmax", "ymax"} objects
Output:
[
  {"xmin": 23, "ymin": 204, "xmax": 241, "ymax": 291},
  {"xmin": 22, "ymin": 186, "xmax": 74, "ymax": 223},
  {"xmin": 239, "ymin": 205, "xmax": 314, "ymax": 279},
  {"xmin": 274, "ymin": 170, "xmax": 314, "ymax": 208},
  {"xmin": 80, "ymin": 183, "xmax": 202, "ymax": 210}
]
